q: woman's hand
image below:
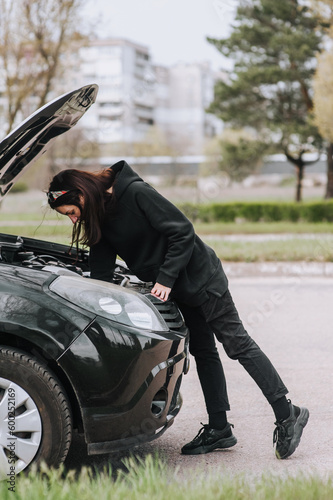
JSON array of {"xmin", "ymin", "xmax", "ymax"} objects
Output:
[{"xmin": 151, "ymin": 283, "xmax": 171, "ymax": 302}]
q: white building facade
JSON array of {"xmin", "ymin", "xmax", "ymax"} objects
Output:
[
  {"xmin": 154, "ymin": 61, "xmax": 223, "ymax": 155},
  {"xmin": 69, "ymin": 38, "xmax": 155, "ymax": 145},
  {"xmin": 70, "ymin": 38, "xmax": 223, "ymax": 155}
]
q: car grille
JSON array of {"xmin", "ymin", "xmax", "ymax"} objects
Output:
[{"xmin": 146, "ymin": 295, "xmax": 185, "ymax": 332}]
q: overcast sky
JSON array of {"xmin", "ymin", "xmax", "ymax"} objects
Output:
[{"xmin": 83, "ymin": 0, "xmax": 237, "ymax": 70}]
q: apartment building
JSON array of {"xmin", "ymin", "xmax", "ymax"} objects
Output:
[
  {"xmin": 154, "ymin": 61, "xmax": 223, "ymax": 155},
  {"xmin": 71, "ymin": 38, "xmax": 223, "ymax": 154},
  {"xmin": 69, "ymin": 38, "xmax": 155, "ymax": 146}
]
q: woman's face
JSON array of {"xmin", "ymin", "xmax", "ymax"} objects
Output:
[{"xmin": 56, "ymin": 204, "xmax": 81, "ymax": 224}]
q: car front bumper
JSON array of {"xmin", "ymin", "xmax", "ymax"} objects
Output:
[{"xmin": 87, "ymin": 391, "xmax": 183, "ymax": 455}]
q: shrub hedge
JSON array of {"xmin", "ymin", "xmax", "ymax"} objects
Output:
[{"xmin": 178, "ymin": 201, "xmax": 333, "ymax": 223}]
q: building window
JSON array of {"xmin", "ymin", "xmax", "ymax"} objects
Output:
[
  {"xmin": 138, "ymin": 117, "xmax": 154, "ymax": 125},
  {"xmin": 135, "ymin": 50, "xmax": 149, "ymax": 61}
]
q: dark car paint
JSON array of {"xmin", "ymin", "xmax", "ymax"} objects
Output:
[
  {"xmin": 58, "ymin": 318, "xmax": 186, "ymax": 449},
  {"xmin": 0, "ymin": 264, "xmax": 93, "ymax": 357},
  {"xmin": 0, "ymin": 233, "xmax": 188, "ymax": 454}
]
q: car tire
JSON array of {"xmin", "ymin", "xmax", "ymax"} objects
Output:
[{"xmin": 0, "ymin": 347, "xmax": 72, "ymax": 479}]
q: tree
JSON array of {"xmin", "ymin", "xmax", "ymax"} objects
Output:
[
  {"xmin": 313, "ymin": 51, "xmax": 333, "ymax": 197},
  {"xmin": 207, "ymin": 0, "xmax": 325, "ymax": 201},
  {"xmin": 0, "ymin": 0, "xmax": 87, "ymax": 134},
  {"xmin": 214, "ymin": 129, "xmax": 269, "ymax": 182},
  {"xmin": 311, "ymin": 0, "xmax": 333, "ymax": 198}
]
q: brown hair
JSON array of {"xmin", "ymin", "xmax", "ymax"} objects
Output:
[{"xmin": 47, "ymin": 168, "xmax": 116, "ymax": 248}]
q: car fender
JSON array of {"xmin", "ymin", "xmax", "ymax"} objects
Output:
[{"xmin": 0, "ymin": 290, "xmax": 93, "ymax": 359}]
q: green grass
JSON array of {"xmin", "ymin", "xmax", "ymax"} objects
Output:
[
  {"xmin": 2, "ymin": 209, "xmax": 333, "ymax": 261},
  {"xmin": 1, "ymin": 219, "xmax": 333, "ymax": 261},
  {"xmin": 0, "ymin": 213, "xmax": 59, "ymax": 222},
  {"xmin": 1, "ymin": 456, "xmax": 332, "ymax": 500},
  {"xmin": 193, "ymin": 221, "xmax": 333, "ymax": 234},
  {"xmin": 0, "ymin": 225, "xmax": 72, "ymax": 245},
  {"xmin": 1, "ymin": 220, "xmax": 332, "ymax": 237},
  {"xmin": 204, "ymin": 237, "xmax": 333, "ymax": 262}
]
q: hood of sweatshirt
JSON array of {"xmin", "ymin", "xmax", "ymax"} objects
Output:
[{"xmin": 110, "ymin": 160, "xmax": 144, "ymax": 199}]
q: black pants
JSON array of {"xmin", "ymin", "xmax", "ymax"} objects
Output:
[{"xmin": 177, "ymin": 289, "xmax": 288, "ymax": 415}]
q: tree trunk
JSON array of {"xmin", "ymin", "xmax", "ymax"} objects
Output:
[
  {"xmin": 284, "ymin": 150, "xmax": 306, "ymax": 203},
  {"xmin": 295, "ymin": 164, "xmax": 304, "ymax": 202},
  {"xmin": 325, "ymin": 143, "xmax": 333, "ymax": 199}
]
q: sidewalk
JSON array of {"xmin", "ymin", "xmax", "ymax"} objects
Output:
[{"xmin": 223, "ymin": 260, "xmax": 333, "ymax": 278}]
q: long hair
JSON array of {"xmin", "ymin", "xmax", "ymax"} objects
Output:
[{"xmin": 47, "ymin": 168, "xmax": 116, "ymax": 249}]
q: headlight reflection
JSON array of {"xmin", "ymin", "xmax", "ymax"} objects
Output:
[{"xmin": 49, "ymin": 276, "xmax": 168, "ymax": 332}]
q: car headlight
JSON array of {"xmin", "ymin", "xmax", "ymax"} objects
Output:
[{"xmin": 49, "ymin": 276, "xmax": 168, "ymax": 332}]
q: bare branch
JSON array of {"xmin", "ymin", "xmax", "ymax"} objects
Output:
[{"xmin": 0, "ymin": 0, "xmax": 88, "ymax": 132}]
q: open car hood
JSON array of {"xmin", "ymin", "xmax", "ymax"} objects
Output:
[{"xmin": 0, "ymin": 84, "xmax": 98, "ymax": 200}]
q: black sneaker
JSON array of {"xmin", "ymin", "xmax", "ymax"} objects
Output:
[
  {"xmin": 273, "ymin": 400, "xmax": 309, "ymax": 459},
  {"xmin": 181, "ymin": 422, "xmax": 237, "ymax": 455}
]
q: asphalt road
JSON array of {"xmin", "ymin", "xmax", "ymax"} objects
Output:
[{"xmin": 65, "ymin": 269, "xmax": 333, "ymax": 480}]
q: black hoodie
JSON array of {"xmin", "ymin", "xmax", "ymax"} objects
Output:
[{"xmin": 89, "ymin": 161, "xmax": 228, "ymax": 306}]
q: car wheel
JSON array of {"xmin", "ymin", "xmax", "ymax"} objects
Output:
[{"xmin": 0, "ymin": 347, "xmax": 72, "ymax": 479}]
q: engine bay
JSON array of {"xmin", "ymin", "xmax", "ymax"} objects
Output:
[{"xmin": 0, "ymin": 233, "xmax": 152, "ymax": 293}]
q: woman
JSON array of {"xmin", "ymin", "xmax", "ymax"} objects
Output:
[{"xmin": 47, "ymin": 160, "xmax": 309, "ymax": 458}]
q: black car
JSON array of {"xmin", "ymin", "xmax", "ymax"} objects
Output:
[{"xmin": 0, "ymin": 84, "xmax": 189, "ymax": 480}]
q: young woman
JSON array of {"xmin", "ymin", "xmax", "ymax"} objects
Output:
[{"xmin": 47, "ymin": 160, "xmax": 309, "ymax": 458}]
